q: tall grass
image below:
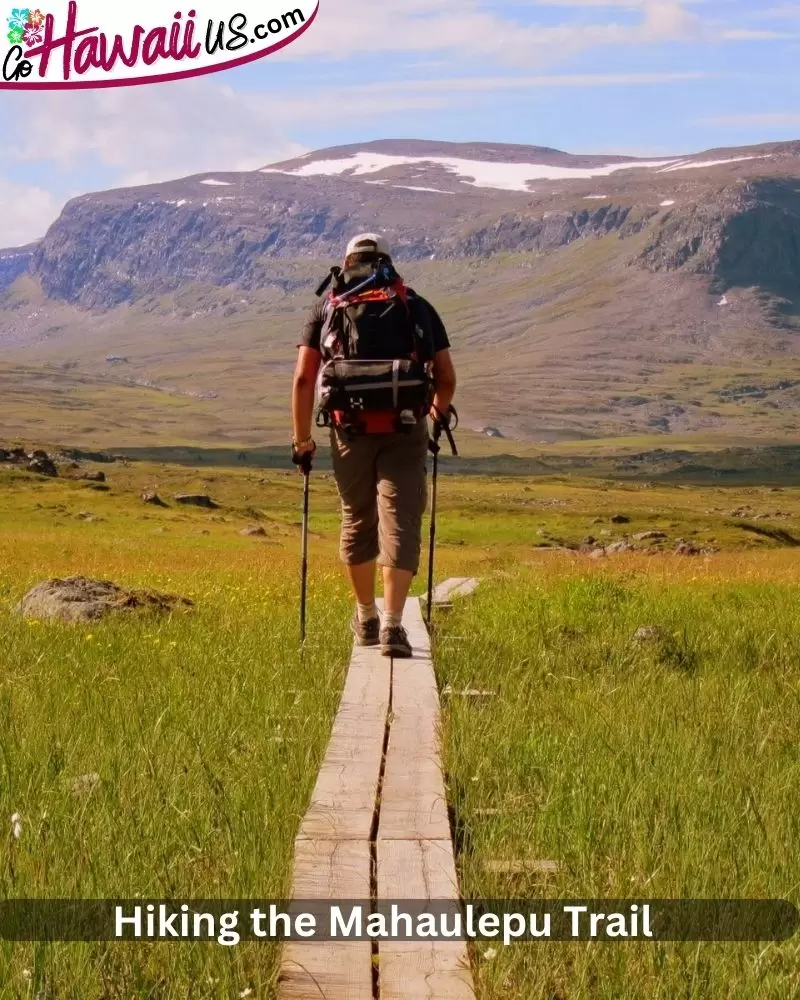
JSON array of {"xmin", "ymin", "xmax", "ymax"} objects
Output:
[
  {"xmin": 438, "ymin": 572, "xmax": 800, "ymax": 999},
  {"xmin": 0, "ymin": 506, "xmax": 351, "ymax": 998}
]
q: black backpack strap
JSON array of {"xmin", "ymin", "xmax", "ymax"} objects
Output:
[
  {"xmin": 315, "ymin": 266, "xmax": 342, "ymax": 298},
  {"xmin": 407, "ymin": 292, "xmax": 437, "ymax": 364}
]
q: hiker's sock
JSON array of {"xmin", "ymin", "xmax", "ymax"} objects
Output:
[
  {"xmin": 383, "ymin": 609, "xmax": 403, "ymax": 629},
  {"xmin": 357, "ymin": 601, "xmax": 378, "ymax": 623}
]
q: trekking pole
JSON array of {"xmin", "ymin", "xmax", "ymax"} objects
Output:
[
  {"xmin": 293, "ymin": 451, "xmax": 313, "ymax": 644},
  {"xmin": 426, "ymin": 432, "xmax": 441, "ymax": 627},
  {"xmin": 426, "ymin": 406, "xmax": 459, "ymax": 627}
]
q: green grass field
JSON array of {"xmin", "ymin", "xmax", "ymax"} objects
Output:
[{"xmin": 1, "ymin": 460, "xmax": 798, "ymax": 997}]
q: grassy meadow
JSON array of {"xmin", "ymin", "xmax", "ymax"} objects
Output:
[{"xmin": 0, "ymin": 458, "xmax": 798, "ymax": 997}]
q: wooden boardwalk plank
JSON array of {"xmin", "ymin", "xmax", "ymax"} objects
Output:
[
  {"xmin": 378, "ymin": 599, "xmax": 450, "ymax": 842},
  {"xmin": 377, "ymin": 839, "xmax": 475, "ymax": 1000},
  {"xmin": 282, "ymin": 595, "xmax": 477, "ymax": 999},
  {"xmin": 279, "ymin": 839, "xmax": 372, "ymax": 1000},
  {"xmin": 298, "ymin": 648, "xmax": 389, "ymax": 841},
  {"xmin": 431, "ymin": 578, "xmax": 480, "ymax": 606}
]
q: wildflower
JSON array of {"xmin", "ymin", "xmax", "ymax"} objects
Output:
[
  {"xmin": 11, "ymin": 813, "xmax": 22, "ymax": 839},
  {"xmin": 240, "ymin": 990, "xmax": 253, "ymax": 998},
  {"xmin": 85, "ymin": 634, "xmax": 95, "ymax": 642},
  {"xmin": 484, "ymin": 947, "xmax": 497, "ymax": 961},
  {"xmin": 22, "ymin": 969, "xmax": 31, "ymax": 982}
]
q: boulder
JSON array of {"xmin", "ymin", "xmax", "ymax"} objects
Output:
[
  {"xmin": 633, "ymin": 625, "xmax": 666, "ymax": 643},
  {"xmin": 240, "ymin": 525, "xmax": 267, "ymax": 537},
  {"xmin": 70, "ymin": 773, "xmax": 101, "ymax": 797},
  {"xmin": 611, "ymin": 514, "xmax": 631, "ymax": 524},
  {"xmin": 674, "ymin": 540, "xmax": 700, "ymax": 556},
  {"xmin": 15, "ymin": 576, "xmax": 193, "ymax": 623},
  {"xmin": 174, "ymin": 494, "xmax": 220, "ymax": 509},
  {"xmin": 142, "ymin": 491, "xmax": 169, "ymax": 507},
  {"xmin": 78, "ymin": 471, "xmax": 106, "ymax": 483},
  {"xmin": 633, "ymin": 531, "xmax": 668, "ymax": 541},
  {"xmin": 28, "ymin": 457, "xmax": 58, "ymax": 477},
  {"xmin": 606, "ymin": 540, "xmax": 634, "ymax": 554}
]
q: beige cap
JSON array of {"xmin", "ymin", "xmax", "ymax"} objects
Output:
[{"xmin": 345, "ymin": 232, "xmax": 392, "ymax": 259}]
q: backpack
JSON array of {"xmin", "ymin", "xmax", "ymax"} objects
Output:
[{"xmin": 315, "ymin": 261, "xmax": 436, "ymax": 434}]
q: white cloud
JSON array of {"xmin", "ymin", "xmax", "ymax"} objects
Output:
[
  {"xmin": 4, "ymin": 79, "xmax": 305, "ymax": 186},
  {"xmin": 761, "ymin": 4, "xmax": 800, "ymax": 19},
  {"xmin": 700, "ymin": 112, "xmax": 800, "ymax": 126},
  {"xmin": 278, "ymin": 0, "xmax": 704, "ymax": 65},
  {"xmin": 0, "ymin": 178, "xmax": 62, "ymax": 247},
  {"xmin": 721, "ymin": 28, "xmax": 794, "ymax": 39}
]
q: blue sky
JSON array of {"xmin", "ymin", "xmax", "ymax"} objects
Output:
[{"xmin": 1, "ymin": 0, "xmax": 799, "ymax": 247}]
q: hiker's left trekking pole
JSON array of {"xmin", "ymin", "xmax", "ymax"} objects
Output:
[{"xmin": 293, "ymin": 449, "xmax": 313, "ymax": 644}]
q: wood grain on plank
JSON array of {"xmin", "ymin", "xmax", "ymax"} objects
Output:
[
  {"xmin": 431, "ymin": 578, "xmax": 480, "ymax": 606},
  {"xmin": 377, "ymin": 839, "xmax": 475, "ymax": 1000},
  {"xmin": 379, "ymin": 598, "xmax": 450, "ymax": 842},
  {"xmin": 279, "ymin": 839, "xmax": 372, "ymax": 1000},
  {"xmin": 298, "ymin": 648, "xmax": 389, "ymax": 841}
]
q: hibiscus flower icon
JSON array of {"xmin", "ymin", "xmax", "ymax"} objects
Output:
[
  {"xmin": 7, "ymin": 24, "xmax": 24, "ymax": 43},
  {"xmin": 23, "ymin": 19, "xmax": 42, "ymax": 45},
  {"xmin": 27, "ymin": 7, "xmax": 44, "ymax": 26},
  {"xmin": 6, "ymin": 8, "xmax": 30, "ymax": 32}
]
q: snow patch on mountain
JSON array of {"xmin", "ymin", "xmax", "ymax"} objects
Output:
[
  {"xmin": 262, "ymin": 152, "xmax": 681, "ymax": 192},
  {"xmin": 659, "ymin": 155, "xmax": 769, "ymax": 173}
]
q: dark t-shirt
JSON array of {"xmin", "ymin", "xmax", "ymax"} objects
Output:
[{"xmin": 300, "ymin": 290, "xmax": 451, "ymax": 354}]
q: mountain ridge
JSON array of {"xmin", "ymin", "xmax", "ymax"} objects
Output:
[{"xmin": 1, "ymin": 136, "xmax": 800, "ymax": 448}]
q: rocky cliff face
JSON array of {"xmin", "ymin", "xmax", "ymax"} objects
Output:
[
  {"xmin": 5, "ymin": 138, "xmax": 800, "ymax": 315},
  {"xmin": 0, "ymin": 246, "xmax": 38, "ymax": 294}
]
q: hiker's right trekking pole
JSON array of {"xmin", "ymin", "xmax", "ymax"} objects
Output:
[
  {"xmin": 426, "ymin": 406, "xmax": 459, "ymax": 627},
  {"xmin": 426, "ymin": 433, "xmax": 441, "ymax": 627},
  {"xmin": 292, "ymin": 449, "xmax": 313, "ymax": 644}
]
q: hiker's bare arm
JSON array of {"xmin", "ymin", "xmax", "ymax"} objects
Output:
[
  {"xmin": 432, "ymin": 348, "xmax": 457, "ymax": 418},
  {"xmin": 292, "ymin": 347, "xmax": 322, "ymax": 447}
]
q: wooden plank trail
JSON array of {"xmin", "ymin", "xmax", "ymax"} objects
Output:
[
  {"xmin": 279, "ymin": 586, "xmax": 477, "ymax": 1000},
  {"xmin": 430, "ymin": 578, "xmax": 480, "ymax": 608}
]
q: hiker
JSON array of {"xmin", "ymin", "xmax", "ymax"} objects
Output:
[{"xmin": 291, "ymin": 233, "xmax": 457, "ymax": 657}]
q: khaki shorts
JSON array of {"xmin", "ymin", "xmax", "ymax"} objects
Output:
[{"xmin": 330, "ymin": 419, "xmax": 429, "ymax": 574}]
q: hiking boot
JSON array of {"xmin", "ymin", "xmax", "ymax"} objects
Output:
[
  {"xmin": 350, "ymin": 614, "xmax": 380, "ymax": 647},
  {"xmin": 380, "ymin": 624, "xmax": 413, "ymax": 659}
]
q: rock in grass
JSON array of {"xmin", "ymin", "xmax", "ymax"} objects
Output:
[
  {"xmin": 674, "ymin": 540, "xmax": 701, "ymax": 556},
  {"xmin": 70, "ymin": 772, "xmax": 101, "ymax": 797},
  {"xmin": 633, "ymin": 531, "xmax": 668, "ymax": 541},
  {"xmin": 28, "ymin": 457, "xmax": 58, "ymax": 477},
  {"xmin": 142, "ymin": 491, "xmax": 169, "ymax": 507},
  {"xmin": 240, "ymin": 524, "xmax": 267, "ymax": 537},
  {"xmin": 611, "ymin": 514, "xmax": 631, "ymax": 524},
  {"xmin": 173, "ymin": 494, "xmax": 220, "ymax": 509},
  {"xmin": 15, "ymin": 576, "xmax": 193, "ymax": 623},
  {"xmin": 606, "ymin": 540, "xmax": 634, "ymax": 554},
  {"xmin": 632, "ymin": 625, "xmax": 666, "ymax": 643},
  {"xmin": 78, "ymin": 471, "xmax": 106, "ymax": 483}
]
